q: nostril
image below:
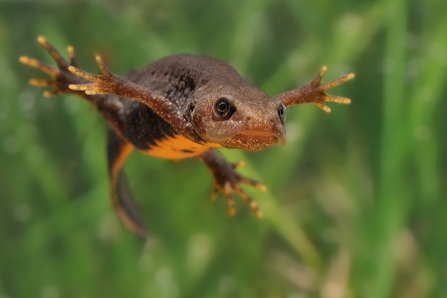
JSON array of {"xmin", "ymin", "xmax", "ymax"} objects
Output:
[
  {"xmin": 246, "ymin": 116, "xmax": 252, "ymax": 121},
  {"xmin": 269, "ymin": 118, "xmax": 274, "ymax": 124}
]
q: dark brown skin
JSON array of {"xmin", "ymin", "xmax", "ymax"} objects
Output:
[{"xmin": 20, "ymin": 36, "xmax": 354, "ymax": 237}]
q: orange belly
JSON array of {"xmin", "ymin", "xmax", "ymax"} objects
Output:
[{"xmin": 141, "ymin": 134, "xmax": 221, "ymax": 160}]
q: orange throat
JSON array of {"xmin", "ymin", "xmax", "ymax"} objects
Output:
[{"xmin": 142, "ymin": 134, "xmax": 221, "ymax": 160}]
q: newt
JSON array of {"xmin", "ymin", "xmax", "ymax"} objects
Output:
[{"xmin": 20, "ymin": 36, "xmax": 354, "ymax": 237}]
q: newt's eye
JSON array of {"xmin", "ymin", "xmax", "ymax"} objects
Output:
[
  {"xmin": 214, "ymin": 97, "xmax": 235, "ymax": 120},
  {"xmin": 278, "ymin": 103, "xmax": 286, "ymax": 123}
]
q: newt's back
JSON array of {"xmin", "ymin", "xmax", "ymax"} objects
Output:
[{"xmin": 119, "ymin": 54, "xmax": 234, "ymax": 158}]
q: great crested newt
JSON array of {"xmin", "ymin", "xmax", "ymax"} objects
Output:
[{"xmin": 20, "ymin": 36, "xmax": 354, "ymax": 237}]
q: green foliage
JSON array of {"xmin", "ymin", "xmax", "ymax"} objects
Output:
[{"xmin": 1, "ymin": 0, "xmax": 446, "ymax": 297}]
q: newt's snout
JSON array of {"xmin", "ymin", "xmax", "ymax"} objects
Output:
[{"xmin": 220, "ymin": 104, "xmax": 287, "ymax": 151}]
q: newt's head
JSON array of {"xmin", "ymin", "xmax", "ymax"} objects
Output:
[{"xmin": 190, "ymin": 79, "xmax": 287, "ymax": 151}]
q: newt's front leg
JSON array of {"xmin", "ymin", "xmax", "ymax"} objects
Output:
[
  {"xmin": 274, "ymin": 66, "xmax": 355, "ymax": 112},
  {"xmin": 67, "ymin": 56, "xmax": 201, "ymax": 143},
  {"xmin": 198, "ymin": 150, "xmax": 266, "ymax": 217},
  {"xmin": 20, "ymin": 37, "xmax": 125, "ymax": 136}
]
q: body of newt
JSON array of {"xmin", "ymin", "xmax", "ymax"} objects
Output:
[{"xmin": 20, "ymin": 36, "xmax": 354, "ymax": 237}]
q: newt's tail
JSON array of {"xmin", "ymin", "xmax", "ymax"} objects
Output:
[{"xmin": 107, "ymin": 127, "xmax": 149, "ymax": 238}]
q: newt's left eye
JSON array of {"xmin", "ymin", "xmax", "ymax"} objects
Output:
[{"xmin": 214, "ymin": 97, "xmax": 235, "ymax": 120}]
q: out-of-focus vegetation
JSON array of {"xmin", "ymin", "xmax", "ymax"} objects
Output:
[{"xmin": 1, "ymin": 0, "xmax": 446, "ymax": 297}]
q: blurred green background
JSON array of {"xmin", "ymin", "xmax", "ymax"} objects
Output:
[{"xmin": 1, "ymin": 0, "xmax": 446, "ymax": 297}]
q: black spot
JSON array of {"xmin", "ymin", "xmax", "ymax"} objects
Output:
[{"xmin": 180, "ymin": 149, "xmax": 194, "ymax": 153}]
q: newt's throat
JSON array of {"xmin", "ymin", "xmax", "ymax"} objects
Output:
[{"xmin": 142, "ymin": 134, "xmax": 221, "ymax": 160}]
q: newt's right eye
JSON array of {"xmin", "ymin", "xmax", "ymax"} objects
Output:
[
  {"xmin": 214, "ymin": 97, "xmax": 235, "ymax": 120},
  {"xmin": 278, "ymin": 102, "xmax": 286, "ymax": 124}
]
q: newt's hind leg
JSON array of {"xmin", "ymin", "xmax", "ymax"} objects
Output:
[
  {"xmin": 199, "ymin": 150, "xmax": 266, "ymax": 218},
  {"xmin": 108, "ymin": 127, "xmax": 148, "ymax": 237}
]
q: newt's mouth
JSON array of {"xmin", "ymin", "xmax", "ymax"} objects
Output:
[
  {"xmin": 239, "ymin": 131, "xmax": 276, "ymax": 137},
  {"xmin": 221, "ymin": 130, "xmax": 286, "ymax": 151},
  {"xmin": 239, "ymin": 130, "xmax": 286, "ymax": 146}
]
